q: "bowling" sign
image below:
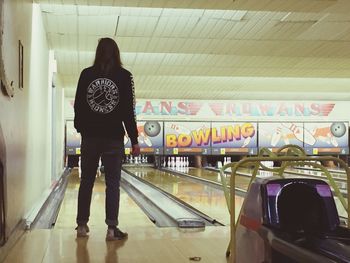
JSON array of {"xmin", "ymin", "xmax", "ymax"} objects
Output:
[
  {"xmin": 211, "ymin": 122, "xmax": 258, "ymax": 155},
  {"xmin": 164, "ymin": 122, "xmax": 211, "ymax": 155}
]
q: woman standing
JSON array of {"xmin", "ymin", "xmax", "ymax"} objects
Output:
[{"xmin": 74, "ymin": 38, "xmax": 140, "ymax": 241}]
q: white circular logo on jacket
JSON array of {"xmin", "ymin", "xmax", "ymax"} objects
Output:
[{"xmin": 87, "ymin": 78, "xmax": 119, "ymax": 114}]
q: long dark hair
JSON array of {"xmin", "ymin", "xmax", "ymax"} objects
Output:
[{"xmin": 93, "ymin": 38, "xmax": 122, "ymax": 75}]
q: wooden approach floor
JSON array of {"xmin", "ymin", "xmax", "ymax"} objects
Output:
[
  {"xmin": 4, "ymin": 226, "xmax": 230, "ymax": 263},
  {"xmin": 3, "ymin": 169, "xmax": 231, "ymax": 263}
]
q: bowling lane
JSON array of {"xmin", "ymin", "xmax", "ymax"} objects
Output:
[
  {"xmin": 285, "ymin": 167, "xmax": 348, "ymax": 199},
  {"xmin": 123, "ymin": 166, "xmax": 244, "ymax": 225},
  {"xmin": 216, "ymin": 165, "xmax": 348, "ymax": 191},
  {"xmin": 188, "ymin": 165, "xmax": 348, "ymax": 195},
  {"xmin": 170, "ymin": 167, "xmax": 251, "ymax": 190},
  {"xmin": 55, "ymin": 168, "xmax": 154, "ymax": 229},
  {"xmin": 234, "ymin": 166, "xmax": 349, "ymax": 218},
  {"xmin": 130, "ymin": 164, "xmax": 348, "ymax": 222},
  {"xmin": 286, "ymin": 167, "xmax": 347, "ymax": 181},
  {"xmin": 284, "ymin": 167, "xmax": 349, "ymax": 218},
  {"xmin": 286, "ymin": 167, "xmax": 349, "ymax": 217},
  {"xmin": 296, "ymin": 165, "xmax": 347, "ymax": 175},
  {"xmin": 184, "ymin": 167, "xmax": 282, "ymax": 189},
  {"xmin": 201, "ymin": 165, "xmax": 349, "ymax": 218}
]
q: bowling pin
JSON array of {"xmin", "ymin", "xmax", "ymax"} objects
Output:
[
  {"xmin": 176, "ymin": 157, "xmax": 179, "ymax": 168},
  {"xmin": 242, "ymin": 136, "xmax": 251, "ymax": 147},
  {"xmin": 97, "ymin": 158, "xmax": 102, "ymax": 177},
  {"xmin": 281, "ymin": 123, "xmax": 303, "ymax": 141},
  {"xmin": 304, "ymin": 128, "xmax": 316, "ymax": 146},
  {"xmin": 124, "ymin": 136, "xmax": 129, "ymax": 145},
  {"xmin": 144, "ymin": 136, "xmax": 152, "ymax": 147},
  {"xmin": 217, "ymin": 161, "xmax": 222, "ymax": 168},
  {"xmin": 330, "ymin": 136, "xmax": 338, "ymax": 147},
  {"xmin": 282, "ymin": 123, "xmax": 309, "ymax": 144},
  {"xmin": 169, "ymin": 123, "xmax": 191, "ymax": 134},
  {"xmin": 78, "ymin": 157, "xmax": 81, "ymax": 178},
  {"xmin": 138, "ymin": 136, "xmax": 144, "ymax": 144},
  {"xmin": 271, "ymin": 127, "xmax": 282, "ymax": 146},
  {"xmin": 283, "ymin": 135, "xmax": 290, "ymax": 145},
  {"xmin": 167, "ymin": 157, "xmax": 171, "ymax": 167}
]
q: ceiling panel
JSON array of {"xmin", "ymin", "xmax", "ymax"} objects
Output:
[
  {"xmin": 38, "ymin": 1, "xmax": 350, "ymax": 101},
  {"xmin": 62, "ymin": 74, "xmax": 350, "ymax": 100},
  {"xmin": 34, "ymin": 0, "xmax": 349, "ymax": 12},
  {"xmin": 36, "ymin": 0, "xmax": 340, "ymax": 12},
  {"xmin": 298, "ymin": 21, "xmax": 350, "ymax": 40},
  {"xmin": 78, "ymin": 16, "xmax": 117, "ymax": 36}
]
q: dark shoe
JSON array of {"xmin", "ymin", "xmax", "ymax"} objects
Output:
[
  {"xmin": 106, "ymin": 227, "xmax": 128, "ymax": 241},
  {"xmin": 76, "ymin": 225, "xmax": 90, "ymax": 238}
]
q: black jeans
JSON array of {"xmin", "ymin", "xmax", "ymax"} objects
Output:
[{"xmin": 76, "ymin": 137, "xmax": 124, "ymax": 226}]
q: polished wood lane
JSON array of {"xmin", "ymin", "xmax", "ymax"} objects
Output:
[
  {"xmin": 124, "ymin": 166, "xmax": 245, "ymax": 225},
  {"xmin": 4, "ymin": 169, "xmax": 231, "ymax": 263},
  {"xmin": 5, "ymin": 225, "xmax": 230, "ymax": 263},
  {"xmin": 55, "ymin": 169, "xmax": 154, "ymax": 229},
  {"xmin": 181, "ymin": 167, "xmax": 250, "ymax": 190}
]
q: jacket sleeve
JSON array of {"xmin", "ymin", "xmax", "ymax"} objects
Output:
[
  {"xmin": 74, "ymin": 71, "xmax": 85, "ymax": 133},
  {"xmin": 123, "ymin": 73, "xmax": 139, "ymax": 145}
]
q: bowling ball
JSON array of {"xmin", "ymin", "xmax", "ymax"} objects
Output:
[
  {"xmin": 100, "ymin": 166, "xmax": 105, "ymax": 173},
  {"xmin": 330, "ymin": 122, "xmax": 346, "ymax": 137},
  {"xmin": 144, "ymin": 121, "xmax": 161, "ymax": 137}
]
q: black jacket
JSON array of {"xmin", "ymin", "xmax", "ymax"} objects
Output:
[{"xmin": 74, "ymin": 66, "xmax": 138, "ymax": 145}]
